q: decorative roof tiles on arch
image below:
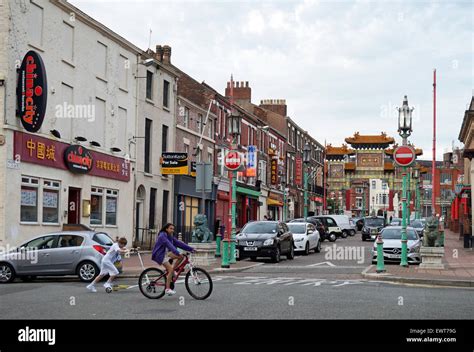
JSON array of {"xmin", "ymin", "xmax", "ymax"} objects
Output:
[
  {"xmin": 345, "ymin": 132, "xmax": 395, "ymax": 146},
  {"xmin": 385, "ymin": 143, "xmax": 423, "ymax": 156},
  {"xmin": 325, "ymin": 143, "xmax": 355, "ymax": 156}
]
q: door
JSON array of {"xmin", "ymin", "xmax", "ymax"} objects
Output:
[
  {"xmin": 16, "ymin": 235, "xmax": 56, "ymax": 274},
  {"xmin": 68, "ymin": 188, "xmax": 81, "ymax": 224},
  {"xmin": 48, "ymin": 235, "xmax": 84, "ymax": 274},
  {"xmin": 135, "ymin": 201, "xmax": 143, "ymax": 242},
  {"xmin": 308, "ymin": 224, "xmax": 317, "ymax": 249}
]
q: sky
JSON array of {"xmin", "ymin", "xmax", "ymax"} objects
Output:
[{"xmin": 70, "ymin": 0, "xmax": 473, "ymax": 160}]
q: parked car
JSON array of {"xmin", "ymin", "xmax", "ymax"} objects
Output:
[
  {"xmin": 361, "ymin": 216, "xmax": 386, "ymax": 241},
  {"xmin": 331, "ymin": 215, "xmax": 356, "ymax": 237},
  {"xmin": 371, "ymin": 226, "xmax": 422, "ymax": 264},
  {"xmin": 313, "ymin": 216, "xmax": 344, "ymax": 239},
  {"xmin": 0, "ymin": 231, "xmax": 115, "ymax": 283},
  {"xmin": 236, "ymin": 221, "xmax": 294, "ymax": 263},
  {"xmin": 410, "ymin": 219, "xmax": 425, "ymax": 237},
  {"xmin": 289, "ymin": 218, "xmax": 334, "ymax": 242},
  {"xmin": 287, "ymin": 222, "xmax": 321, "ymax": 255},
  {"xmin": 390, "ymin": 218, "xmax": 402, "ymax": 226}
]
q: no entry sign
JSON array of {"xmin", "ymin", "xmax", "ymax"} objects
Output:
[
  {"xmin": 393, "ymin": 145, "xmax": 416, "ymax": 167},
  {"xmin": 224, "ymin": 151, "xmax": 242, "ymax": 171}
]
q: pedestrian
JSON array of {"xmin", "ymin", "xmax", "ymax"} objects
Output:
[
  {"xmin": 86, "ymin": 237, "xmax": 129, "ymax": 292},
  {"xmin": 151, "ymin": 223, "xmax": 196, "ymax": 296},
  {"xmin": 264, "ymin": 215, "xmax": 268, "ymax": 221}
]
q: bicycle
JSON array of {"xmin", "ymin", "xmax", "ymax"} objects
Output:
[{"xmin": 138, "ymin": 252, "xmax": 213, "ymax": 300}]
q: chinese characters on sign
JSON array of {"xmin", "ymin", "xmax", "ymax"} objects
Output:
[
  {"xmin": 271, "ymin": 158, "xmax": 278, "ymax": 185},
  {"xmin": 295, "ymin": 157, "xmax": 303, "ymax": 186},
  {"xmin": 246, "ymin": 145, "xmax": 257, "ymax": 177}
]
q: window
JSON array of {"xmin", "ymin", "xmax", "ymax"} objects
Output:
[
  {"xmin": 92, "ymin": 233, "xmax": 114, "ymax": 246},
  {"xmin": 208, "ymin": 118, "xmax": 214, "ymax": 139},
  {"xmin": 163, "ymin": 80, "xmax": 170, "ymax": 107},
  {"xmin": 355, "ymin": 187, "xmax": 363, "ymax": 194},
  {"xmin": 91, "ymin": 187, "xmax": 103, "ymax": 225},
  {"xmin": 106, "ymin": 189, "xmax": 118, "ymax": 226},
  {"xmin": 259, "ymin": 160, "xmax": 267, "ymax": 184},
  {"xmin": 441, "ymin": 173, "xmax": 452, "ymax": 184},
  {"xmin": 57, "ymin": 235, "xmax": 84, "ymax": 248},
  {"xmin": 382, "ymin": 183, "xmax": 387, "ymax": 190},
  {"xmin": 144, "ymin": 118, "xmax": 152, "ymax": 173},
  {"xmin": 42, "ymin": 180, "xmax": 60, "ymax": 223},
  {"xmin": 183, "ymin": 196, "xmax": 199, "ymax": 229},
  {"xmin": 184, "ymin": 107, "xmax": 190, "ymax": 128},
  {"xmin": 62, "ymin": 21, "xmax": 74, "ymax": 63},
  {"xmin": 24, "ymin": 236, "xmax": 55, "ymax": 250},
  {"xmin": 119, "ymin": 55, "xmax": 128, "ymax": 90},
  {"xmin": 21, "ymin": 177, "xmax": 39, "ymax": 222},
  {"xmin": 146, "ymin": 71, "xmax": 153, "ymax": 100},
  {"xmin": 356, "ymin": 198, "xmax": 363, "ymax": 209},
  {"xmin": 149, "ymin": 188, "xmax": 157, "ymax": 229},
  {"xmin": 208, "ymin": 152, "xmax": 213, "ymax": 163},
  {"xmin": 371, "ymin": 181, "xmax": 376, "ymax": 189},
  {"xmin": 28, "ymin": 2, "xmax": 43, "ymax": 47},
  {"xmin": 197, "ymin": 114, "xmax": 203, "ymax": 134},
  {"xmin": 96, "ymin": 41, "xmax": 107, "ymax": 79},
  {"xmin": 162, "ymin": 190, "xmax": 169, "ymax": 225},
  {"xmin": 162, "ymin": 125, "xmax": 168, "ymax": 153}
]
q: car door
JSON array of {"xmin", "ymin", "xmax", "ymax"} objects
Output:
[
  {"xmin": 16, "ymin": 235, "xmax": 56, "ymax": 274},
  {"xmin": 307, "ymin": 224, "xmax": 317, "ymax": 249},
  {"xmin": 48, "ymin": 235, "xmax": 85, "ymax": 274},
  {"xmin": 277, "ymin": 223, "xmax": 289, "ymax": 252}
]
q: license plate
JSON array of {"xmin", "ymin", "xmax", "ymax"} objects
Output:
[
  {"xmin": 387, "ymin": 254, "xmax": 400, "ymax": 258},
  {"xmin": 244, "ymin": 247, "xmax": 257, "ymax": 251},
  {"xmin": 371, "ymin": 235, "xmax": 376, "ymax": 239}
]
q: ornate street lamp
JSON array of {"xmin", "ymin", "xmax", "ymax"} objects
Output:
[
  {"xmin": 221, "ymin": 108, "xmax": 242, "ymax": 268},
  {"xmin": 397, "ymin": 95, "xmax": 415, "ymax": 267},
  {"xmin": 412, "ymin": 168, "xmax": 420, "ymax": 220},
  {"xmin": 303, "ymin": 143, "xmax": 311, "ymax": 220}
]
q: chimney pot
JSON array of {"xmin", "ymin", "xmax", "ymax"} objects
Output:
[
  {"xmin": 246, "ymin": 81, "xmax": 249, "ymax": 87},
  {"xmin": 162, "ymin": 45, "xmax": 171, "ymax": 64},
  {"xmin": 227, "ymin": 82, "xmax": 230, "ymax": 88},
  {"xmin": 236, "ymin": 81, "xmax": 239, "ymax": 88}
]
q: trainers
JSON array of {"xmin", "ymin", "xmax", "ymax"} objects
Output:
[
  {"xmin": 165, "ymin": 288, "xmax": 176, "ymax": 296},
  {"xmin": 86, "ymin": 284, "xmax": 97, "ymax": 292}
]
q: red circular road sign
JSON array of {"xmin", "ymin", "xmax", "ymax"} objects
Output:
[
  {"xmin": 224, "ymin": 151, "xmax": 242, "ymax": 171},
  {"xmin": 393, "ymin": 145, "xmax": 416, "ymax": 167}
]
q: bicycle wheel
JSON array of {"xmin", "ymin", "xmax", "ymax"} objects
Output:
[
  {"xmin": 185, "ymin": 267, "xmax": 213, "ymax": 300},
  {"xmin": 138, "ymin": 268, "xmax": 166, "ymax": 299}
]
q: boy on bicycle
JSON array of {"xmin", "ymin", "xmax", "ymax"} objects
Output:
[{"xmin": 151, "ymin": 223, "xmax": 195, "ymax": 296}]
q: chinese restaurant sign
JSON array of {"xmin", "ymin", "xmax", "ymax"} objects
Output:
[
  {"xmin": 295, "ymin": 157, "xmax": 303, "ymax": 186},
  {"xmin": 13, "ymin": 131, "xmax": 130, "ymax": 182},
  {"xmin": 246, "ymin": 145, "xmax": 257, "ymax": 177},
  {"xmin": 17, "ymin": 51, "xmax": 48, "ymax": 133},
  {"xmin": 271, "ymin": 158, "xmax": 278, "ymax": 185}
]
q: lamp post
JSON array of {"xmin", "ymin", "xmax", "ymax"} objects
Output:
[
  {"xmin": 281, "ymin": 179, "xmax": 288, "ymax": 222},
  {"xmin": 413, "ymin": 168, "xmax": 420, "ymax": 220},
  {"xmin": 303, "ymin": 143, "xmax": 311, "ymax": 221},
  {"xmin": 221, "ymin": 108, "xmax": 241, "ymax": 268},
  {"xmin": 407, "ymin": 167, "xmax": 412, "ymax": 225},
  {"xmin": 397, "ymin": 95, "xmax": 414, "ymax": 267}
]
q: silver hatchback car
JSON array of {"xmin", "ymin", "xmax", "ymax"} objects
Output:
[{"xmin": 0, "ymin": 231, "xmax": 116, "ymax": 283}]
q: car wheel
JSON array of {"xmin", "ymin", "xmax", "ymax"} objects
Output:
[
  {"xmin": 272, "ymin": 247, "xmax": 281, "ymax": 263},
  {"xmin": 303, "ymin": 243, "xmax": 309, "ymax": 256},
  {"xmin": 349, "ymin": 230, "xmax": 356, "ymax": 236},
  {"xmin": 0, "ymin": 263, "xmax": 15, "ymax": 283},
  {"xmin": 315, "ymin": 240, "xmax": 321, "ymax": 253},
  {"xmin": 329, "ymin": 233, "xmax": 337, "ymax": 242},
  {"xmin": 362, "ymin": 236, "xmax": 366, "ymax": 242},
  {"xmin": 77, "ymin": 261, "xmax": 99, "ymax": 282},
  {"xmin": 287, "ymin": 244, "xmax": 295, "ymax": 260},
  {"xmin": 20, "ymin": 275, "xmax": 36, "ymax": 282},
  {"xmin": 341, "ymin": 231, "xmax": 348, "ymax": 238}
]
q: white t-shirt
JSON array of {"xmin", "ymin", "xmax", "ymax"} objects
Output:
[{"xmin": 103, "ymin": 243, "xmax": 122, "ymax": 263}]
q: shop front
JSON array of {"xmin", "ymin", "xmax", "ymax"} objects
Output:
[
  {"xmin": 236, "ymin": 184, "xmax": 260, "ymax": 229},
  {"xmin": 5, "ymin": 131, "xmax": 132, "ymax": 246},
  {"xmin": 267, "ymin": 192, "xmax": 283, "ymax": 220}
]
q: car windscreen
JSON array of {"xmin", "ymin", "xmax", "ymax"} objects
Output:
[
  {"xmin": 287, "ymin": 224, "xmax": 306, "ymax": 234},
  {"xmin": 382, "ymin": 228, "xmax": 418, "ymax": 240},
  {"xmin": 411, "ymin": 220, "xmax": 423, "ymax": 228},
  {"xmin": 365, "ymin": 218, "xmax": 385, "ymax": 227},
  {"xmin": 242, "ymin": 222, "xmax": 277, "ymax": 234},
  {"xmin": 92, "ymin": 232, "xmax": 114, "ymax": 246}
]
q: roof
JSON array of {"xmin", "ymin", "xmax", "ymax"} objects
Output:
[
  {"xmin": 385, "ymin": 144, "xmax": 423, "ymax": 156},
  {"xmin": 345, "ymin": 132, "xmax": 395, "ymax": 145},
  {"xmin": 384, "ymin": 162, "xmax": 395, "ymax": 171},
  {"xmin": 458, "ymin": 96, "xmax": 474, "ymax": 143},
  {"xmin": 326, "ymin": 144, "xmax": 355, "ymax": 156}
]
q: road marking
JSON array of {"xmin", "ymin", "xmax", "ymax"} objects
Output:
[
  {"xmin": 213, "ymin": 275, "xmax": 364, "ymax": 288},
  {"xmin": 306, "ymin": 261, "xmax": 336, "ymax": 267}
]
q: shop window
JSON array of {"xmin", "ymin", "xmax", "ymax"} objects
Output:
[
  {"xmin": 42, "ymin": 180, "xmax": 60, "ymax": 224},
  {"xmin": 91, "ymin": 188, "xmax": 103, "ymax": 225},
  {"xmin": 106, "ymin": 189, "xmax": 118, "ymax": 226},
  {"xmin": 21, "ymin": 177, "xmax": 39, "ymax": 222},
  {"xmin": 184, "ymin": 197, "xmax": 199, "ymax": 229}
]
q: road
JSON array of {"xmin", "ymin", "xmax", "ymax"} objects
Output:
[{"xmin": 1, "ymin": 235, "xmax": 473, "ymax": 319}]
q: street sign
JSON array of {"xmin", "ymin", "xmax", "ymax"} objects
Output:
[
  {"xmin": 393, "ymin": 145, "xmax": 416, "ymax": 167},
  {"xmin": 160, "ymin": 152, "xmax": 188, "ymax": 175},
  {"xmin": 196, "ymin": 162, "xmax": 213, "ymax": 193},
  {"xmin": 224, "ymin": 151, "xmax": 242, "ymax": 171}
]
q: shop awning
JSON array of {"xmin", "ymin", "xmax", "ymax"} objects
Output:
[
  {"xmin": 236, "ymin": 186, "xmax": 261, "ymax": 198},
  {"xmin": 267, "ymin": 198, "xmax": 283, "ymax": 206}
]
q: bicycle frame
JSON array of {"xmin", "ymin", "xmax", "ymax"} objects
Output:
[{"xmin": 150, "ymin": 254, "xmax": 194, "ymax": 287}]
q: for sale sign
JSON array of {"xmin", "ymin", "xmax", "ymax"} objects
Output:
[{"xmin": 161, "ymin": 152, "xmax": 188, "ymax": 175}]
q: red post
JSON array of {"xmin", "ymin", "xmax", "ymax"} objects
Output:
[{"xmin": 432, "ymin": 69, "xmax": 436, "ymax": 216}]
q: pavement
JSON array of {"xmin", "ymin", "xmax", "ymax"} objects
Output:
[{"xmin": 362, "ymin": 228, "xmax": 474, "ymax": 287}]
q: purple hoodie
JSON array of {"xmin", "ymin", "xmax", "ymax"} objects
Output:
[{"xmin": 151, "ymin": 231, "xmax": 195, "ymax": 265}]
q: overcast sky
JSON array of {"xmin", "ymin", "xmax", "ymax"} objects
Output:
[{"xmin": 71, "ymin": 0, "xmax": 473, "ymax": 160}]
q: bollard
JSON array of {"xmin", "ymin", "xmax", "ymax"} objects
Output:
[
  {"xmin": 376, "ymin": 234, "xmax": 386, "ymax": 273},
  {"xmin": 221, "ymin": 231, "xmax": 230, "ymax": 268},
  {"xmin": 178, "ymin": 232, "xmax": 183, "ymax": 242},
  {"xmin": 215, "ymin": 233, "xmax": 222, "ymax": 258}
]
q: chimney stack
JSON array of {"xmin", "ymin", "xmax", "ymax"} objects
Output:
[
  {"xmin": 259, "ymin": 99, "xmax": 287, "ymax": 117},
  {"xmin": 162, "ymin": 45, "xmax": 172, "ymax": 64},
  {"xmin": 155, "ymin": 45, "xmax": 163, "ymax": 62},
  {"xmin": 225, "ymin": 79, "xmax": 251, "ymax": 103}
]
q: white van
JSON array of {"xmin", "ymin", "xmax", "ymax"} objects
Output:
[{"xmin": 330, "ymin": 215, "xmax": 356, "ymax": 237}]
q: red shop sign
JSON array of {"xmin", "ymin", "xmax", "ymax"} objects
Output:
[{"xmin": 14, "ymin": 131, "xmax": 130, "ymax": 182}]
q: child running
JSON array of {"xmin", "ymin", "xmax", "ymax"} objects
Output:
[
  {"xmin": 86, "ymin": 237, "xmax": 128, "ymax": 292},
  {"xmin": 151, "ymin": 223, "xmax": 195, "ymax": 296}
]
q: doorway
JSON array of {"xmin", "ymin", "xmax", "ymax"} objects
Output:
[{"xmin": 67, "ymin": 187, "xmax": 81, "ymax": 224}]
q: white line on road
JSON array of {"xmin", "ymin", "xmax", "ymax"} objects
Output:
[{"xmin": 306, "ymin": 261, "xmax": 336, "ymax": 267}]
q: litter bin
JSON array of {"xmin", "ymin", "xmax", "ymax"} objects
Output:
[{"xmin": 464, "ymin": 234, "xmax": 472, "ymax": 248}]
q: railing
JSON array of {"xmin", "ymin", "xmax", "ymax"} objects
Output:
[
  {"xmin": 173, "ymin": 225, "xmax": 194, "ymax": 244},
  {"xmin": 134, "ymin": 227, "xmax": 159, "ymax": 250}
]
